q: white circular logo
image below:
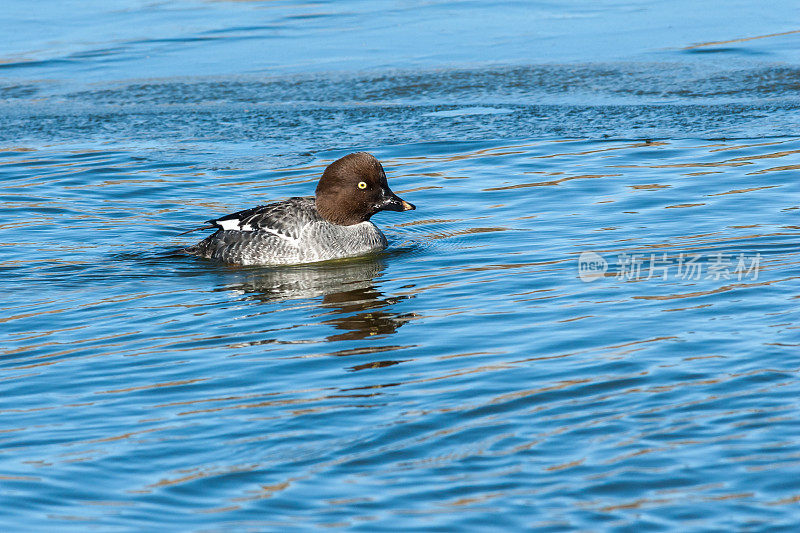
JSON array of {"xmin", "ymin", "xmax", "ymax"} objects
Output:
[{"xmin": 578, "ymin": 251, "xmax": 608, "ymax": 282}]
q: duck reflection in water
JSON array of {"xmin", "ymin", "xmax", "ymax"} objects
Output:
[{"xmin": 217, "ymin": 256, "xmax": 417, "ymax": 344}]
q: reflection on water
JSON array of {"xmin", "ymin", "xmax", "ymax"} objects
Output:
[
  {"xmin": 216, "ymin": 257, "xmax": 417, "ymax": 343},
  {"xmin": 223, "ymin": 257, "xmax": 387, "ymax": 303}
]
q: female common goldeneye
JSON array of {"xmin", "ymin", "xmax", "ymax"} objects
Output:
[{"xmin": 185, "ymin": 152, "xmax": 415, "ymax": 265}]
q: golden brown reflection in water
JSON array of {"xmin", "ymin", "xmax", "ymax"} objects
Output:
[{"xmin": 682, "ymin": 29, "xmax": 800, "ymax": 50}]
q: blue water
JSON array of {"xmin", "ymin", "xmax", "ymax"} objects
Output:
[{"xmin": 2, "ymin": 1, "xmax": 800, "ymax": 530}]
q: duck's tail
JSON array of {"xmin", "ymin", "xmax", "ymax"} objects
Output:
[{"xmin": 176, "ymin": 225, "xmax": 215, "ymax": 236}]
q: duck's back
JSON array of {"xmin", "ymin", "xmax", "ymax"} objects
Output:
[{"xmin": 187, "ymin": 197, "xmax": 387, "ymax": 265}]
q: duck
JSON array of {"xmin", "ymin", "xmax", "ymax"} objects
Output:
[{"xmin": 185, "ymin": 152, "xmax": 415, "ymax": 265}]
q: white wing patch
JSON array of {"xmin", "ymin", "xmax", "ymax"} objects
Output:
[
  {"xmin": 216, "ymin": 218, "xmax": 256, "ymax": 232},
  {"xmin": 217, "ymin": 219, "xmax": 241, "ymax": 231},
  {"xmin": 216, "ymin": 217, "xmax": 299, "ymax": 244}
]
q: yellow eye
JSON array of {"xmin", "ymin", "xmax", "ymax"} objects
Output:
[{"xmin": 357, "ymin": 181, "xmax": 367, "ymax": 189}]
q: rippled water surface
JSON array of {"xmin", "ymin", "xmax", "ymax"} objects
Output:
[{"xmin": 3, "ymin": 1, "xmax": 800, "ymax": 531}]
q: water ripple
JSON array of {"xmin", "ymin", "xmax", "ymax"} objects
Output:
[{"xmin": 2, "ymin": 3, "xmax": 800, "ymax": 527}]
